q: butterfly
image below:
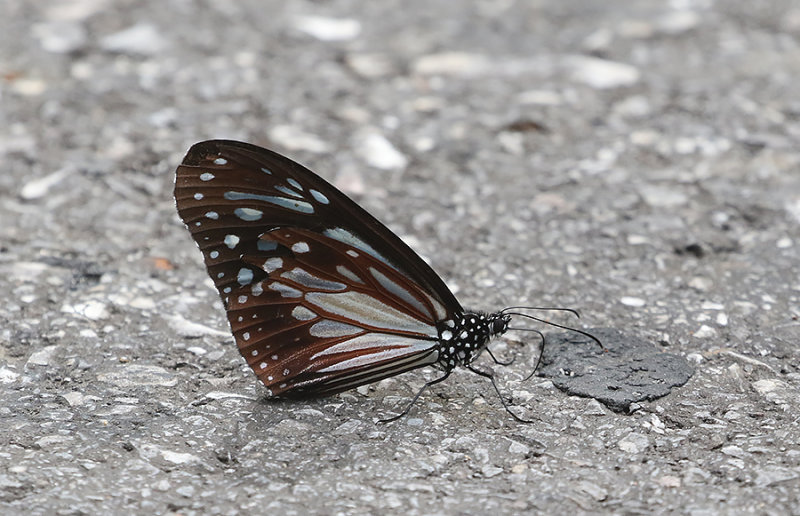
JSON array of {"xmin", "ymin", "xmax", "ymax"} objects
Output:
[{"xmin": 174, "ymin": 140, "xmax": 602, "ymax": 422}]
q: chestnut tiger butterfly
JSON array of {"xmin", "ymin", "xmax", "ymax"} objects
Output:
[{"xmin": 174, "ymin": 140, "xmax": 601, "ymax": 422}]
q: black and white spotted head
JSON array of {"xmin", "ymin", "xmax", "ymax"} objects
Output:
[{"xmin": 436, "ymin": 311, "xmax": 511, "ymax": 371}]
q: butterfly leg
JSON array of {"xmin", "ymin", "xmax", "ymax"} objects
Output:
[
  {"xmin": 466, "ymin": 365, "xmax": 534, "ymax": 424},
  {"xmin": 486, "ymin": 348, "xmax": 515, "ymax": 366},
  {"xmin": 379, "ymin": 370, "xmax": 453, "ymax": 423}
]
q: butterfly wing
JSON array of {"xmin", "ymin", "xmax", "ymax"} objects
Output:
[{"xmin": 174, "ymin": 140, "xmax": 459, "ymax": 396}]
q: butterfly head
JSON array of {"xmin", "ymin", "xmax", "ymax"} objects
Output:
[{"xmin": 490, "ymin": 312, "xmax": 512, "ymax": 336}]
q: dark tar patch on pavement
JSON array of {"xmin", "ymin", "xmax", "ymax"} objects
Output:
[{"xmin": 537, "ymin": 328, "xmax": 693, "ymax": 412}]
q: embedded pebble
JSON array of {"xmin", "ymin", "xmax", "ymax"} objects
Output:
[
  {"xmin": 508, "ymin": 441, "xmax": 530, "ymax": 455},
  {"xmin": 638, "ymin": 184, "xmax": 689, "ymax": 207},
  {"xmin": 166, "ymin": 314, "xmax": 230, "ymax": 338},
  {"xmin": 345, "ymin": 53, "xmax": 396, "ymax": 78},
  {"xmin": 576, "ymin": 481, "xmax": 608, "ymax": 501},
  {"xmin": 412, "ymin": 52, "xmax": 492, "ymax": 76},
  {"xmin": 618, "ymin": 432, "xmax": 649, "ymax": 454},
  {"xmin": 354, "ymin": 130, "xmax": 408, "ymax": 170},
  {"xmin": 693, "ymin": 325, "xmax": 717, "ymax": 339},
  {"xmin": 517, "ymin": 89, "xmax": 562, "ymax": 106},
  {"xmin": 658, "ymin": 475, "xmax": 681, "ymax": 488},
  {"xmin": 753, "ymin": 379, "xmax": 795, "ymax": 406},
  {"xmin": 33, "ymin": 21, "xmax": 87, "ymax": 53},
  {"xmin": 97, "ymin": 364, "xmax": 178, "ymax": 388},
  {"xmin": 482, "ymin": 466, "xmax": 504, "ymax": 478},
  {"xmin": 620, "ymin": 296, "xmax": 646, "ymax": 307},
  {"xmin": 0, "ymin": 367, "xmax": 20, "ymax": 383},
  {"xmin": 656, "ymin": 10, "xmax": 700, "ymax": 35},
  {"xmin": 268, "ymin": 125, "xmax": 332, "ymax": 154},
  {"xmin": 99, "ymin": 23, "xmax": 168, "ymax": 55},
  {"xmin": 27, "ymin": 345, "xmax": 59, "ymax": 366},
  {"xmin": 292, "ymin": 16, "xmax": 361, "ymax": 41},
  {"xmin": 566, "ymin": 56, "xmax": 640, "ymax": 88},
  {"xmin": 755, "ymin": 466, "xmax": 799, "ymax": 488},
  {"xmin": 61, "ymin": 391, "xmax": 89, "ymax": 407},
  {"xmin": 61, "ymin": 300, "xmax": 109, "ymax": 320}
]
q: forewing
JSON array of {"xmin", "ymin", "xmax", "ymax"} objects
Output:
[{"xmin": 174, "ymin": 140, "xmax": 461, "ymax": 312}]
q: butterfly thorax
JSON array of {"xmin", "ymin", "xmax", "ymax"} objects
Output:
[{"xmin": 435, "ymin": 311, "xmax": 510, "ymax": 371}]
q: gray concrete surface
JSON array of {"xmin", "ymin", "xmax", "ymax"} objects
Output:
[{"xmin": 2, "ymin": 0, "xmax": 799, "ymax": 514}]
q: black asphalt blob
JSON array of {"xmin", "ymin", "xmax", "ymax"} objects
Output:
[{"xmin": 537, "ymin": 328, "xmax": 693, "ymax": 412}]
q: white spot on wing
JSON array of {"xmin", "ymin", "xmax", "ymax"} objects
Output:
[
  {"xmin": 224, "ymin": 234, "xmax": 240, "ymax": 249},
  {"xmin": 214, "ymin": 157, "xmax": 227, "ymax": 165},
  {"xmin": 291, "ymin": 306, "xmax": 317, "ymax": 321},
  {"xmin": 237, "ymin": 268, "xmax": 254, "ymax": 285},
  {"xmin": 309, "ymin": 320, "xmax": 362, "ymax": 338},
  {"xmin": 292, "ymin": 241, "xmax": 310, "ymax": 253},
  {"xmin": 287, "ymin": 178, "xmax": 303, "ymax": 190},
  {"xmin": 369, "ymin": 267, "xmax": 431, "ymax": 318},
  {"xmin": 224, "ymin": 191, "xmax": 314, "ymax": 214},
  {"xmin": 200, "ymin": 173, "xmax": 214, "ymax": 181},
  {"xmin": 335, "ymin": 265, "xmax": 364, "ymax": 284},
  {"xmin": 264, "ymin": 257, "xmax": 283, "ymax": 273},
  {"xmin": 275, "ymin": 185, "xmax": 303, "ymax": 198},
  {"xmin": 269, "ymin": 282, "xmax": 302, "ymax": 298},
  {"xmin": 281, "ymin": 268, "xmax": 346, "ymax": 291},
  {"xmin": 257, "ymin": 239, "xmax": 278, "ymax": 251},
  {"xmin": 424, "ymin": 292, "xmax": 448, "ymax": 320},
  {"xmin": 323, "ymin": 227, "xmax": 393, "ymax": 267},
  {"xmin": 235, "ymin": 207, "xmax": 263, "ymax": 221},
  {"xmin": 310, "ymin": 189, "xmax": 329, "ymax": 204}
]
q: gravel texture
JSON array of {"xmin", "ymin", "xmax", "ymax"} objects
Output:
[{"xmin": 2, "ymin": 0, "xmax": 799, "ymax": 514}]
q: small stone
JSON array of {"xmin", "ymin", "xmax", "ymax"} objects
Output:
[
  {"xmin": 176, "ymin": 485, "xmax": 196, "ymax": 498},
  {"xmin": 620, "ymin": 296, "xmax": 646, "ymax": 307},
  {"xmin": 618, "ymin": 432, "xmax": 649, "ymax": 454},
  {"xmin": 166, "ymin": 314, "xmax": 230, "ymax": 339},
  {"xmin": 693, "ymin": 325, "xmax": 717, "ymax": 339},
  {"xmin": 20, "ymin": 166, "xmax": 72, "ymax": 200},
  {"xmin": 12, "ymin": 79, "xmax": 47, "ymax": 96},
  {"xmin": 566, "ymin": 56, "xmax": 640, "ymax": 89},
  {"xmin": 638, "ymin": 184, "xmax": 688, "ymax": 207},
  {"xmin": 753, "ymin": 379, "xmax": 795, "ymax": 406},
  {"xmin": 657, "ymin": 475, "xmax": 681, "ymax": 488},
  {"xmin": 33, "ymin": 21, "xmax": 87, "ymax": 53},
  {"xmin": 268, "ymin": 125, "xmax": 332, "ymax": 154},
  {"xmin": 61, "ymin": 300, "xmax": 109, "ymax": 320},
  {"xmin": 0, "ymin": 367, "xmax": 20, "ymax": 384},
  {"xmin": 61, "ymin": 391, "xmax": 88, "ymax": 406},
  {"xmin": 656, "ymin": 10, "xmax": 700, "ymax": 35},
  {"xmin": 482, "ymin": 466, "xmax": 503, "ymax": 478},
  {"xmin": 508, "ymin": 441, "xmax": 530, "ymax": 455},
  {"xmin": 755, "ymin": 466, "xmax": 799, "ymax": 487},
  {"xmin": 576, "ymin": 481, "xmax": 608, "ymax": 501},
  {"xmin": 292, "ymin": 16, "xmax": 361, "ymax": 41},
  {"xmin": 413, "ymin": 52, "xmax": 491, "ymax": 76},
  {"xmin": 517, "ymin": 89, "xmax": 562, "ymax": 106},
  {"xmin": 27, "ymin": 345, "xmax": 59, "ymax": 366},
  {"xmin": 354, "ymin": 130, "xmax": 408, "ymax": 170},
  {"xmin": 721, "ymin": 445, "xmax": 746, "ymax": 458},
  {"xmin": 161, "ymin": 450, "xmax": 201, "ymax": 465},
  {"xmin": 345, "ymin": 53, "xmax": 396, "ymax": 78},
  {"xmin": 97, "ymin": 364, "xmax": 178, "ymax": 388},
  {"xmin": 99, "ymin": 23, "xmax": 168, "ymax": 55}
]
